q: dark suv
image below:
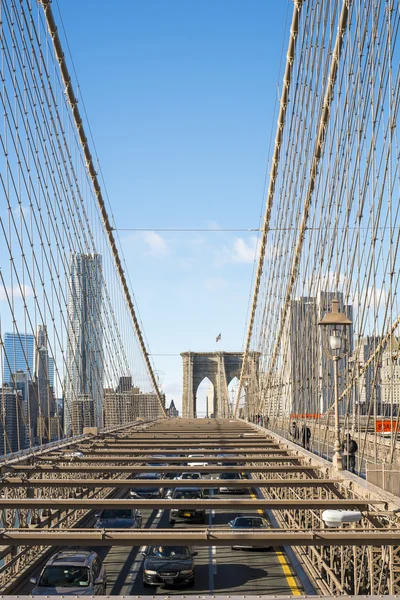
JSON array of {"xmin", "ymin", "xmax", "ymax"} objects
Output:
[
  {"xmin": 142, "ymin": 545, "xmax": 197, "ymax": 587},
  {"xmin": 169, "ymin": 487, "xmax": 205, "ymax": 524},
  {"xmin": 131, "ymin": 473, "xmax": 163, "ymax": 499}
]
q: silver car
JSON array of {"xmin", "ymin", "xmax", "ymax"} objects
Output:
[
  {"xmin": 30, "ymin": 550, "xmax": 107, "ymax": 595},
  {"xmin": 94, "ymin": 508, "xmax": 142, "ymax": 528},
  {"xmin": 229, "ymin": 515, "xmax": 271, "ymax": 550}
]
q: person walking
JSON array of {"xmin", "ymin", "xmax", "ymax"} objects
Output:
[
  {"xmin": 341, "ymin": 433, "xmax": 358, "ymax": 473},
  {"xmin": 290, "ymin": 421, "xmax": 298, "ymax": 443},
  {"xmin": 299, "ymin": 423, "xmax": 307, "ymax": 449},
  {"xmin": 305, "ymin": 426, "xmax": 311, "ymax": 451}
]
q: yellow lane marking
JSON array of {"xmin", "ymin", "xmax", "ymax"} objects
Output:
[
  {"xmin": 249, "ymin": 488, "xmax": 302, "ymax": 595},
  {"xmin": 275, "ymin": 550, "xmax": 302, "ymax": 595}
]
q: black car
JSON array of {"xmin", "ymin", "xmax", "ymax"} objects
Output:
[
  {"xmin": 169, "ymin": 487, "xmax": 206, "ymax": 524},
  {"xmin": 218, "ymin": 472, "xmax": 246, "ymax": 493},
  {"xmin": 131, "ymin": 473, "xmax": 163, "ymax": 499},
  {"xmin": 142, "ymin": 545, "xmax": 197, "ymax": 587}
]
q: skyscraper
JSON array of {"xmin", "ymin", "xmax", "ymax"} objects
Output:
[
  {"xmin": 34, "ymin": 325, "xmax": 54, "ymax": 420},
  {"xmin": 64, "ymin": 253, "xmax": 103, "ymax": 435},
  {"xmin": 2, "ymin": 332, "xmax": 34, "ymax": 384},
  {"xmin": 281, "ymin": 291, "xmax": 353, "ymax": 416}
]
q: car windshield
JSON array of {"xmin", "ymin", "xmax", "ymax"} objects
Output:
[
  {"xmin": 149, "ymin": 546, "xmax": 190, "ymax": 559},
  {"xmin": 182, "ymin": 473, "xmax": 200, "ymax": 479},
  {"xmin": 39, "ymin": 566, "xmax": 90, "ymax": 588},
  {"xmin": 100, "ymin": 509, "xmax": 133, "ymax": 519},
  {"xmin": 136, "ymin": 474, "xmax": 159, "ymax": 480},
  {"xmin": 234, "ymin": 517, "xmax": 264, "ymax": 527},
  {"xmin": 220, "ymin": 473, "xmax": 240, "ymax": 480},
  {"xmin": 174, "ymin": 490, "xmax": 201, "ymax": 499}
]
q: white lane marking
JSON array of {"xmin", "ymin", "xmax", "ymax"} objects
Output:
[
  {"xmin": 208, "ymin": 484, "xmax": 216, "ymax": 590},
  {"xmin": 127, "ymin": 509, "xmax": 164, "ymax": 590},
  {"xmin": 212, "ymin": 545, "xmax": 217, "ymax": 574}
]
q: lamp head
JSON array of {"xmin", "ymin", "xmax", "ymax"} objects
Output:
[{"xmin": 318, "ymin": 298, "xmax": 352, "ymax": 327}]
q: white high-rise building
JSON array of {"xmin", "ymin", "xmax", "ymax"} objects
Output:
[
  {"xmin": 351, "ymin": 336, "xmax": 382, "ymax": 413},
  {"xmin": 381, "ymin": 336, "xmax": 400, "ymax": 406},
  {"xmin": 64, "ymin": 253, "xmax": 103, "ymax": 435},
  {"xmin": 206, "ymin": 385, "xmax": 214, "ymax": 417}
]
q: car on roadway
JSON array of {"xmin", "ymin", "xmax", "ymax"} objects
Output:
[
  {"xmin": 187, "ymin": 454, "xmax": 208, "ymax": 467},
  {"xmin": 146, "ymin": 455, "xmax": 168, "ymax": 467},
  {"xmin": 142, "ymin": 545, "xmax": 197, "ymax": 588},
  {"xmin": 131, "ymin": 473, "xmax": 163, "ymax": 498},
  {"xmin": 218, "ymin": 472, "xmax": 245, "ymax": 493},
  {"xmin": 94, "ymin": 508, "xmax": 142, "ymax": 529},
  {"xmin": 217, "ymin": 453, "xmax": 239, "ymax": 466},
  {"xmin": 30, "ymin": 550, "xmax": 107, "ymax": 595},
  {"xmin": 228, "ymin": 515, "xmax": 271, "ymax": 549},
  {"xmin": 169, "ymin": 487, "xmax": 206, "ymax": 524},
  {"xmin": 175, "ymin": 472, "xmax": 202, "ymax": 480}
]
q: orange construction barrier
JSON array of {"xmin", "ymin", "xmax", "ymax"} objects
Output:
[{"xmin": 376, "ymin": 419, "xmax": 400, "ymax": 433}]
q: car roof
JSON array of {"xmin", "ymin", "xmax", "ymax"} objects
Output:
[
  {"xmin": 175, "ymin": 486, "xmax": 202, "ymax": 492},
  {"xmin": 46, "ymin": 551, "xmax": 95, "ymax": 567},
  {"xmin": 234, "ymin": 515, "xmax": 264, "ymax": 521},
  {"xmin": 136, "ymin": 473, "xmax": 160, "ymax": 479}
]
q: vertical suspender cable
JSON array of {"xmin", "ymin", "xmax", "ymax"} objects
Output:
[
  {"xmin": 234, "ymin": 0, "xmax": 304, "ymax": 417},
  {"xmin": 253, "ymin": 0, "xmax": 352, "ymax": 415},
  {"xmin": 38, "ymin": 0, "xmax": 166, "ymax": 417}
]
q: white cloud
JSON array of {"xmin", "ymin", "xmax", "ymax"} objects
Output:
[
  {"xmin": 0, "ymin": 284, "xmax": 34, "ymax": 301},
  {"xmin": 232, "ymin": 236, "xmax": 259, "ymax": 263},
  {"xmin": 212, "ymin": 236, "xmax": 260, "ymax": 268},
  {"xmin": 142, "ymin": 231, "xmax": 169, "ymax": 257},
  {"xmin": 12, "ymin": 204, "xmax": 29, "ymax": 218}
]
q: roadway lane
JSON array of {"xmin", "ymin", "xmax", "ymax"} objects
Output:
[{"xmin": 15, "ymin": 480, "xmax": 304, "ymax": 595}]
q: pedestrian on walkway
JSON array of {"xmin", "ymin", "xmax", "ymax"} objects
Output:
[
  {"xmin": 341, "ymin": 433, "xmax": 358, "ymax": 473},
  {"xmin": 305, "ymin": 426, "xmax": 311, "ymax": 450},
  {"xmin": 299, "ymin": 423, "xmax": 307, "ymax": 449},
  {"xmin": 290, "ymin": 420, "xmax": 298, "ymax": 443}
]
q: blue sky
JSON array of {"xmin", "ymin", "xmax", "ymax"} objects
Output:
[{"xmin": 56, "ymin": 0, "xmax": 291, "ymax": 411}]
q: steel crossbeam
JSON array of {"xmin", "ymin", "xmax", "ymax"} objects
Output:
[
  {"xmin": 72, "ymin": 448, "xmax": 283, "ymax": 455},
  {"xmin": 8, "ymin": 464, "xmax": 319, "ymax": 473},
  {"xmin": 0, "ymin": 498, "xmax": 383, "ymax": 510},
  {"xmin": 0, "ymin": 477, "xmax": 341, "ymax": 489},
  {"xmin": 76, "ymin": 441, "xmax": 272, "ymax": 447},
  {"xmin": 36, "ymin": 455, "xmax": 298, "ymax": 463},
  {"xmin": 1, "ymin": 528, "xmax": 400, "ymax": 547}
]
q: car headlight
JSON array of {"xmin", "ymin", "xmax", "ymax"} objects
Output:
[
  {"xmin": 144, "ymin": 569, "xmax": 157, "ymax": 575},
  {"xmin": 180, "ymin": 569, "xmax": 194, "ymax": 575}
]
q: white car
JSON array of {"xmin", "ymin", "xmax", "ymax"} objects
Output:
[{"xmin": 187, "ymin": 455, "xmax": 208, "ymax": 467}]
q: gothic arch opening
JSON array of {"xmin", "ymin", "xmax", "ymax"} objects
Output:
[
  {"xmin": 227, "ymin": 376, "xmax": 240, "ymax": 414},
  {"xmin": 195, "ymin": 377, "xmax": 214, "ymax": 418}
]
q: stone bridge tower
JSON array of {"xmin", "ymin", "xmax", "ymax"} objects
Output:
[{"xmin": 181, "ymin": 351, "xmax": 259, "ymax": 418}]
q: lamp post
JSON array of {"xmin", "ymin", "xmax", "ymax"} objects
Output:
[{"xmin": 318, "ymin": 298, "xmax": 352, "ymax": 471}]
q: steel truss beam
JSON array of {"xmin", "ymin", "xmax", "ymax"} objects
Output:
[
  {"xmin": 8, "ymin": 465, "xmax": 320, "ymax": 473},
  {"xmin": 72, "ymin": 448, "xmax": 284, "ymax": 455},
  {"xmin": 0, "ymin": 477, "xmax": 341, "ymax": 489},
  {"xmin": 1, "ymin": 528, "xmax": 400, "ymax": 547},
  {"xmin": 38, "ymin": 455, "xmax": 298, "ymax": 463},
  {"xmin": 76, "ymin": 442, "xmax": 273, "ymax": 447},
  {"xmin": 0, "ymin": 498, "xmax": 383, "ymax": 510}
]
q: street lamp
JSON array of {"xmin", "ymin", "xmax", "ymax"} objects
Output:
[{"xmin": 318, "ymin": 298, "xmax": 352, "ymax": 471}]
